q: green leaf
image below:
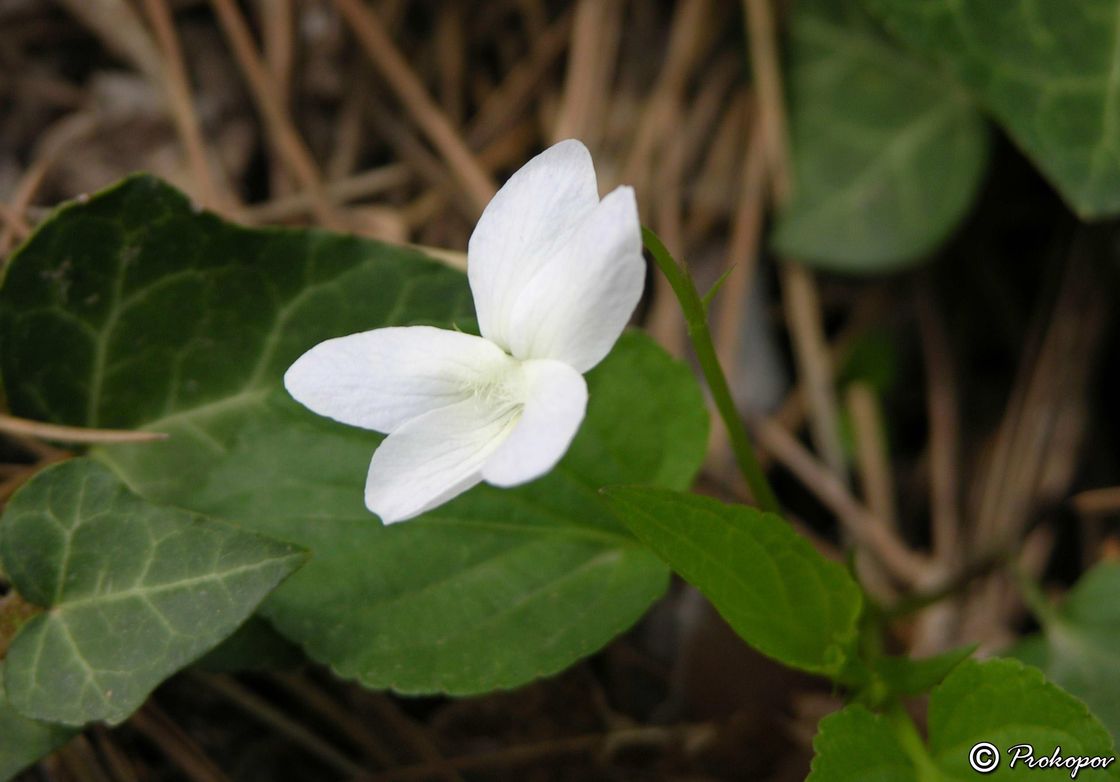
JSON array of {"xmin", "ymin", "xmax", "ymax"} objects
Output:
[
  {"xmin": 844, "ymin": 644, "xmax": 977, "ymax": 707},
  {"xmin": 774, "ymin": 0, "xmax": 988, "ymax": 272},
  {"xmin": 809, "ymin": 706, "xmax": 918, "ymax": 781},
  {"xmin": 168, "ymin": 332, "xmax": 699, "ymax": 694},
  {"xmin": 930, "ymin": 658, "xmax": 1119, "ymax": 780},
  {"xmin": 602, "ymin": 487, "xmax": 862, "ymax": 677},
  {"xmin": 874, "ymin": 645, "xmax": 975, "ymax": 697},
  {"xmin": 1007, "ymin": 563, "xmax": 1120, "ymax": 741},
  {"xmin": 0, "ymin": 459, "xmax": 306, "ymax": 725},
  {"xmin": 0, "ymin": 686, "xmax": 74, "ymax": 780},
  {"xmin": 0, "ymin": 175, "xmax": 709, "ymax": 695},
  {"xmin": 700, "ymin": 265, "xmax": 735, "ymax": 313},
  {"xmin": 862, "ymin": 0, "xmax": 1120, "ymax": 219},
  {"xmin": 809, "ymin": 659, "xmax": 1120, "ymax": 781}
]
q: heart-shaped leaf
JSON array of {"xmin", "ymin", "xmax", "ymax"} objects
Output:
[
  {"xmin": 863, "ymin": 0, "xmax": 1120, "ymax": 219},
  {"xmin": 0, "ymin": 458, "xmax": 306, "ymax": 725},
  {"xmin": 0, "ymin": 176, "xmax": 708, "ymax": 694},
  {"xmin": 0, "ymin": 688, "xmax": 74, "ymax": 780},
  {"xmin": 774, "ymin": 0, "xmax": 988, "ymax": 272},
  {"xmin": 602, "ymin": 487, "xmax": 862, "ymax": 677}
]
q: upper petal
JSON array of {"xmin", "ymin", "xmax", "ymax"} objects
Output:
[
  {"xmin": 365, "ymin": 395, "xmax": 520, "ymax": 523},
  {"xmin": 468, "ymin": 139, "xmax": 600, "ymax": 353},
  {"xmin": 284, "ymin": 326, "xmax": 514, "ymax": 433},
  {"xmin": 504, "ymin": 186, "xmax": 644, "ymax": 372},
  {"xmin": 481, "ymin": 359, "xmax": 588, "ymax": 487}
]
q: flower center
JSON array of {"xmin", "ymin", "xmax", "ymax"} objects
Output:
[{"xmin": 463, "ymin": 357, "xmax": 527, "ymax": 414}]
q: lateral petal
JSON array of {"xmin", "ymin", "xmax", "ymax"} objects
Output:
[
  {"xmin": 481, "ymin": 359, "xmax": 588, "ymax": 488},
  {"xmin": 365, "ymin": 396, "xmax": 520, "ymax": 523},
  {"xmin": 468, "ymin": 139, "xmax": 600, "ymax": 353},
  {"xmin": 505, "ymin": 186, "xmax": 644, "ymax": 372},
  {"xmin": 284, "ymin": 326, "xmax": 514, "ymax": 433}
]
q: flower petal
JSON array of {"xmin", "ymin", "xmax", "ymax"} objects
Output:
[
  {"xmin": 504, "ymin": 186, "xmax": 644, "ymax": 372},
  {"xmin": 365, "ymin": 396, "xmax": 520, "ymax": 523},
  {"xmin": 284, "ymin": 326, "xmax": 514, "ymax": 433},
  {"xmin": 481, "ymin": 359, "xmax": 588, "ymax": 487},
  {"xmin": 468, "ymin": 139, "xmax": 600, "ymax": 353}
]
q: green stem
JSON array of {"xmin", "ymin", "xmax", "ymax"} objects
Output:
[
  {"xmin": 642, "ymin": 227, "xmax": 780, "ymax": 515},
  {"xmin": 887, "ymin": 702, "xmax": 944, "ymax": 782}
]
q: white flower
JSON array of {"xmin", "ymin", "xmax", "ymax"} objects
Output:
[{"xmin": 284, "ymin": 140, "xmax": 645, "ymax": 523}]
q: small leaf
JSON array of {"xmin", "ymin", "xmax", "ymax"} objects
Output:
[
  {"xmin": 930, "ymin": 659, "xmax": 1119, "ymax": 779},
  {"xmin": 602, "ymin": 487, "xmax": 862, "ymax": 677},
  {"xmin": 875, "ymin": 645, "xmax": 976, "ymax": 696},
  {"xmin": 1007, "ymin": 563, "xmax": 1120, "ymax": 741},
  {"xmin": 0, "ymin": 176, "xmax": 709, "ymax": 695},
  {"xmin": 701, "ymin": 265, "xmax": 735, "ymax": 313},
  {"xmin": 808, "ymin": 705, "xmax": 916, "ymax": 781},
  {"xmin": 809, "ymin": 659, "xmax": 1120, "ymax": 781},
  {"xmin": 0, "ymin": 686, "xmax": 74, "ymax": 780},
  {"xmin": 775, "ymin": 0, "xmax": 988, "ymax": 272},
  {"xmin": 0, "ymin": 459, "xmax": 306, "ymax": 725},
  {"xmin": 863, "ymin": 0, "xmax": 1120, "ymax": 219}
]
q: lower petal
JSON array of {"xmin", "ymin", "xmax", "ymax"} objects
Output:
[
  {"xmin": 364, "ymin": 396, "xmax": 519, "ymax": 524},
  {"xmin": 481, "ymin": 359, "xmax": 588, "ymax": 488}
]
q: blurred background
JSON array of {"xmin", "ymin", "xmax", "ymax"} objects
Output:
[{"xmin": 1, "ymin": 0, "xmax": 1118, "ymax": 779}]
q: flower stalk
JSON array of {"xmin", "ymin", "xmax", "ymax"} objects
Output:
[{"xmin": 642, "ymin": 227, "xmax": 781, "ymax": 515}]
